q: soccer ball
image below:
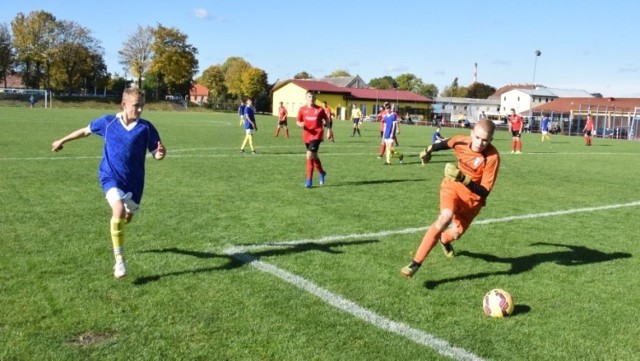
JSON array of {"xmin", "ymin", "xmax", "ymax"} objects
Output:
[{"xmin": 483, "ymin": 289, "xmax": 515, "ymax": 318}]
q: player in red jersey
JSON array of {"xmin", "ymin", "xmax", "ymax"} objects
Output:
[
  {"xmin": 322, "ymin": 101, "xmax": 335, "ymax": 142},
  {"xmin": 274, "ymin": 101, "xmax": 289, "ymax": 138},
  {"xmin": 296, "ymin": 90, "xmax": 328, "ymax": 188},
  {"xmin": 583, "ymin": 113, "xmax": 594, "ymax": 146},
  {"xmin": 401, "ymin": 119, "xmax": 500, "ymax": 278},
  {"xmin": 508, "ymin": 108, "xmax": 523, "ymax": 154}
]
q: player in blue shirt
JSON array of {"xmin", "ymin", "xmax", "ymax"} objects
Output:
[
  {"xmin": 540, "ymin": 114, "xmax": 551, "ymax": 142},
  {"xmin": 381, "ymin": 103, "xmax": 403, "ymax": 165},
  {"xmin": 240, "ymin": 98, "xmax": 258, "ymax": 154},
  {"xmin": 51, "ymin": 87, "xmax": 166, "ymax": 279}
]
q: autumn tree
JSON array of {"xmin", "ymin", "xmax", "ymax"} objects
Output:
[
  {"xmin": 118, "ymin": 25, "xmax": 154, "ymax": 87},
  {"xmin": 0, "ymin": 23, "xmax": 13, "ymax": 88},
  {"xmin": 11, "ymin": 10, "xmax": 58, "ymax": 88},
  {"xmin": 149, "ymin": 24, "xmax": 198, "ymax": 98},
  {"xmin": 198, "ymin": 64, "xmax": 226, "ymax": 102},
  {"xmin": 48, "ymin": 20, "xmax": 104, "ymax": 94},
  {"xmin": 441, "ymin": 77, "xmax": 467, "ymax": 97},
  {"xmin": 221, "ymin": 56, "xmax": 251, "ymax": 100}
]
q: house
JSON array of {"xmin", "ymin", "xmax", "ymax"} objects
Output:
[
  {"xmin": 271, "ymin": 78, "xmax": 432, "ymax": 121},
  {"xmin": 498, "ymin": 86, "xmax": 594, "ymax": 116},
  {"xmin": 0, "ymin": 74, "xmax": 25, "ymax": 89},
  {"xmin": 433, "ymin": 97, "xmax": 501, "ymax": 125},
  {"xmin": 189, "ymin": 83, "xmax": 209, "ymax": 105}
]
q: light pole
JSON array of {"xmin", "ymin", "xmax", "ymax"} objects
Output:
[{"xmin": 529, "ymin": 50, "xmax": 542, "ymax": 128}]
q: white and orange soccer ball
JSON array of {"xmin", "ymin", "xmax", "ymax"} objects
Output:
[{"xmin": 483, "ymin": 288, "xmax": 515, "ymax": 318}]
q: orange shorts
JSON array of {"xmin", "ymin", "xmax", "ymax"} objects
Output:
[{"xmin": 439, "ymin": 178, "xmax": 483, "ymax": 237}]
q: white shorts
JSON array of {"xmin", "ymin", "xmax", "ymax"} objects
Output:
[
  {"xmin": 245, "ymin": 129, "xmax": 255, "ymax": 135},
  {"xmin": 384, "ymin": 138, "xmax": 395, "ymax": 146},
  {"xmin": 542, "ymin": 130, "xmax": 548, "ymax": 135},
  {"xmin": 105, "ymin": 187, "xmax": 139, "ymax": 214}
]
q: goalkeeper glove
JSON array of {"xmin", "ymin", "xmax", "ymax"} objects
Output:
[
  {"xmin": 444, "ymin": 163, "xmax": 471, "ymax": 185},
  {"xmin": 419, "ymin": 145, "xmax": 433, "ymax": 165}
]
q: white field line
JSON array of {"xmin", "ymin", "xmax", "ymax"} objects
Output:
[{"xmin": 222, "ymin": 200, "xmax": 640, "ymax": 360}]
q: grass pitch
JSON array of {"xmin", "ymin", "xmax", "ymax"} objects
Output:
[{"xmin": 1, "ymin": 107, "xmax": 639, "ymax": 360}]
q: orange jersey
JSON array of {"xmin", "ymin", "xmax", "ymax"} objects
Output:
[
  {"xmin": 323, "ymin": 106, "xmax": 333, "ymax": 122},
  {"xmin": 445, "ymin": 134, "xmax": 500, "ymax": 202}
]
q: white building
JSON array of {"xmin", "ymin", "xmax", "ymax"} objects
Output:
[{"xmin": 500, "ymin": 87, "xmax": 594, "ymax": 116}]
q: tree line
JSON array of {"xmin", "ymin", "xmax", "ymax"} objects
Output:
[{"xmin": 0, "ymin": 10, "xmax": 496, "ymax": 106}]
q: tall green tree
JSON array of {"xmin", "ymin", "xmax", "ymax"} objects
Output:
[
  {"xmin": 149, "ymin": 24, "xmax": 198, "ymax": 98},
  {"xmin": 241, "ymin": 67, "xmax": 268, "ymax": 103},
  {"xmin": 0, "ymin": 23, "xmax": 14, "ymax": 88},
  {"xmin": 118, "ymin": 25, "xmax": 154, "ymax": 87},
  {"xmin": 369, "ymin": 76, "xmax": 396, "ymax": 89},
  {"xmin": 11, "ymin": 10, "xmax": 57, "ymax": 89},
  {"xmin": 441, "ymin": 77, "xmax": 467, "ymax": 97}
]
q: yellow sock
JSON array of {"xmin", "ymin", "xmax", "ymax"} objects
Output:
[
  {"xmin": 110, "ymin": 217, "xmax": 126, "ymax": 261},
  {"xmin": 248, "ymin": 137, "xmax": 254, "ymax": 151}
]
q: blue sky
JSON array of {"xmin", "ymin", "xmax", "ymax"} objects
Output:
[{"xmin": 3, "ymin": 0, "xmax": 640, "ymax": 97}]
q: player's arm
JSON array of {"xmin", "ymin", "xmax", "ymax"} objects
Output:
[
  {"xmin": 51, "ymin": 126, "xmax": 91, "ymax": 152},
  {"xmin": 419, "ymin": 140, "xmax": 450, "ymax": 164},
  {"xmin": 154, "ymin": 141, "xmax": 166, "ymax": 160}
]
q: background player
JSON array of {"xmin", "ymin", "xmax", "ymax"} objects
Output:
[
  {"xmin": 274, "ymin": 101, "xmax": 289, "ymax": 138},
  {"xmin": 296, "ymin": 90, "xmax": 328, "ymax": 188},
  {"xmin": 508, "ymin": 108, "xmax": 523, "ymax": 154}
]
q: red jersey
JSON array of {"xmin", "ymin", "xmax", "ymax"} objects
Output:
[
  {"xmin": 323, "ymin": 106, "xmax": 333, "ymax": 123},
  {"xmin": 297, "ymin": 105, "xmax": 327, "ymax": 143},
  {"xmin": 278, "ymin": 105, "xmax": 288, "ymax": 121},
  {"xmin": 584, "ymin": 116, "xmax": 594, "ymax": 131},
  {"xmin": 509, "ymin": 114, "xmax": 523, "ymax": 132}
]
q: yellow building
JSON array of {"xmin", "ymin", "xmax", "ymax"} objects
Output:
[{"xmin": 272, "ymin": 79, "xmax": 433, "ymax": 121}]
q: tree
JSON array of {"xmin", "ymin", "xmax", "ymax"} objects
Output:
[
  {"xmin": 118, "ymin": 25, "xmax": 154, "ymax": 88},
  {"xmin": 49, "ymin": 20, "xmax": 104, "ymax": 94},
  {"xmin": 416, "ymin": 83, "xmax": 439, "ymax": 98},
  {"xmin": 466, "ymin": 82, "xmax": 496, "ymax": 99},
  {"xmin": 221, "ymin": 56, "xmax": 251, "ymax": 100},
  {"xmin": 326, "ymin": 69, "xmax": 351, "ymax": 77},
  {"xmin": 0, "ymin": 23, "xmax": 14, "ymax": 88},
  {"xmin": 198, "ymin": 64, "xmax": 226, "ymax": 102},
  {"xmin": 149, "ymin": 24, "xmax": 199, "ymax": 98},
  {"xmin": 241, "ymin": 67, "xmax": 269, "ymax": 107},
  {"xmin": 395, "ymin": 73, "xmax": 421, "ymax": 91},
  {"xmin": 441, "ymin": 77, "xmax": 467, "ymax": 97},
  {"xmin": 369, "ymin": 76, "xmax": 396, "ymax": 89},
  {"xmin": 11, "ymin": 10, "xmax": 58, "ymax": 89},
  {"xmin": 293, "ymin": 71, "xmax": 313, "ymax": 79}
]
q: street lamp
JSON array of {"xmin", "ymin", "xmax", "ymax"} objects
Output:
[{"xmin": 529, "ymin": 50, "xmax": 542, "ymax": 128}]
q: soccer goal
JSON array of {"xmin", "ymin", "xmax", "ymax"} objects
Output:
[{"xmin": 0, "ymin": 88, "xmax": 51, "ymax": 108}]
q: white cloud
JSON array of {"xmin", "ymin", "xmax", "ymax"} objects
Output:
[{"xmin": 193, "ymin": 8, "xmax": 209, "ymax": 19}]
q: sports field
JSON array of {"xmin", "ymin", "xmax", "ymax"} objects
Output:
[{"xmin": 1, "ymin": 107, "xmax": 639, "ymax": 360}]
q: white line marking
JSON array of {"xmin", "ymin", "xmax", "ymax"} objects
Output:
[{"xmin": 222, "ymin": 200, "xmax": 640, "ymax": 360}]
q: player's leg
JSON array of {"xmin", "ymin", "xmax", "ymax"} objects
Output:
[{"xmin": 105, "ymin": 188, "xmax": 129, "ymax": 278}]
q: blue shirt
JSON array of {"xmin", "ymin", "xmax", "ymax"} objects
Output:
[
  {"xmin": 243, "ymin": 106, "xmax": 256, "ymax": 130},
  {"xmin": 432, "ymin": 130, "xmax": 443, "ymax": 143},
  {"xmin": 90, "ymin": 114, "xmax": 161, "ymax": 204},
  {"xmin": 541, "ymin": 117, "xmax": 549, "ymax": 132},
  {"xmin": 382, "ymin": 112, "xmax": 397, "ymax": 139}
]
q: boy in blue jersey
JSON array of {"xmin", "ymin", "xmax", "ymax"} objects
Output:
[
  {"xmin": 240, "ymin": 97, "xmax": 258, "ymax": 154},
  {"xmin": 51, "ymin": 87, "xmax": 166, "ymax": 279},
  {"xmin": 381, "ymin": 103, "xmax": 403, "ymax": 165}
]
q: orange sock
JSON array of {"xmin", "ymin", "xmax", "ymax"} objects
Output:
[
  {"xmin": 285, "ymin": 129, "xmax": 289, "ymax": 138},
  {"xmin": 413, "ymin": 225, "xmax": 441, "ymax": 264},
  {"xmin": 314, "ymin": 158, "xmax": 324, "ymax": 174},
  {"xmin": 378, "ymin": 143, "xmax": 386, "ymax": 156}
]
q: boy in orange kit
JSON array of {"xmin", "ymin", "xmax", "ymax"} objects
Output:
[{"xmin": 401, "ymin": 119, "xmax": 500, "ymax": 278}]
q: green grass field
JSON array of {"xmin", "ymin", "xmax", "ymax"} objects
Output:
[{"xmin": 1, "ymin": 107, "xmax": 639, "ymax": 360}]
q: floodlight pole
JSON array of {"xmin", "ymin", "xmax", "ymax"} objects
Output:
[{"xmin": 529, "ymin": 50, "xmax": 542, "ymax": 129}]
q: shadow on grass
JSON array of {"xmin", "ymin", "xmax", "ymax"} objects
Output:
[
  {"xmin": 133, "ymin": 239, "xmax": 378, "ymax": 285},
  {"xmin": 335, "ymin": 178, "xmax": 426, "ymax": 186},
  {"xmin": 423, "ymin": 242, "xmax": 631, "ymax": 290}
]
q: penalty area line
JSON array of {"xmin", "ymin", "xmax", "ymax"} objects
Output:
[
  {"xmin": 224, "ymin": 250, "xmax": 486, "ymax": 361},
  {"xmin": 220, "ymin": 200, "xmax": 640, "ymax": 360}
]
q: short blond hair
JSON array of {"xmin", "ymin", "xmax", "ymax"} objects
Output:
[
  {"xmin": 123, "ymin": 87, "xmax": 145, "ymax": 100},
  {"xmin": 476, "ymin": 118, "xmax": 496, "ymax": 136}
]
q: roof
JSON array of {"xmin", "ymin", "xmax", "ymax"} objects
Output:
[
  {"xmin": 489, "ymin": 83, "xmax": 535, "ymax": 98},
  {"xmin": 190, "ymin": 83, "xmax": 208, "ymax": 96},
  {"xmin": 273, "ymin": 79, "xmax": 431, "ymax": 103},
  {"xmin": 518, "ymin": 87, "xmax": 594, "ymax": 98},
  {"xmin": 533, "ymin": 97, "xmax": 640, "ymax": 113},
  {"xmin": 318, "ymin": 75, "xmax": 367, "ymax": 88}
]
